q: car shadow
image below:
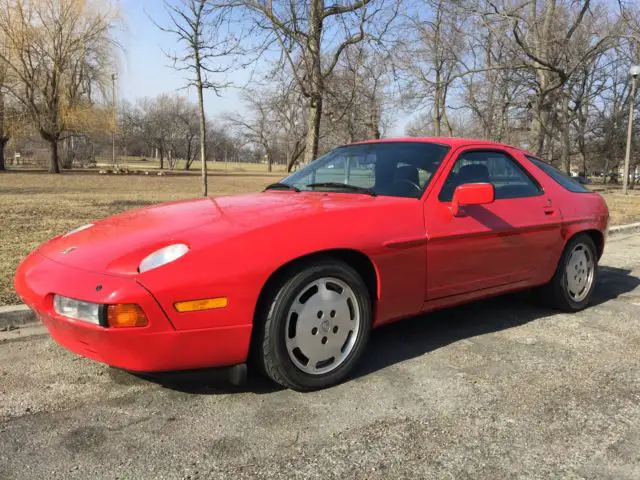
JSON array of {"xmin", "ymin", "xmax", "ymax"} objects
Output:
[
  {"xmin": 123, "ymin": 368, "xmax": 282, "ymax": 395},
  {"xmin": 122, "ymin": 266, "xmax": 639, "ymax": 394}
]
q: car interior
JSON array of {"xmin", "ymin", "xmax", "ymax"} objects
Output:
[{"xmin": 439, "ymin": 152, "xmax": 542, "ymax": 202}]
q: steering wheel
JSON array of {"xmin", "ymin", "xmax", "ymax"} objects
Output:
[{"xmin": 391, "ymin": 179, "xmax": 421, "ymax": 195}]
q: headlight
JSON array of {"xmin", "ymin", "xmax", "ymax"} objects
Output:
[
  {"xmin": 53, "ymin": 295, "xmax": 101, "ymax": 324},
  {"xmin": 139, "ymin": 244, "xmax": 189, "ymax": 273},
  {"xmin": 62, "ymin": 223, "xmax": 94, "ymax": 237}
]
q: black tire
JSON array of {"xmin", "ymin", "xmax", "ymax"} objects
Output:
[
  {"xmin": 543, "ymin": 233, "xmax": 598, "ymax": 312},
  {"xmin": 255, "ymin": 260, "xmax": 372, "ymax": 391}
]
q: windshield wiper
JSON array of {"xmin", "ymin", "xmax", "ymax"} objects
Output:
[
  {"xmin": 306, "ymin": 182, "xmax": 376, "ymax": 196},
  {"xmin": 264, "ymin": 182, "xmax": 300, "ymax": 192}
]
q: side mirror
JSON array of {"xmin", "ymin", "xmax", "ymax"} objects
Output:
[{"xmin": 451, "ymin": 183, "xmax": 495, "ymax": 216}]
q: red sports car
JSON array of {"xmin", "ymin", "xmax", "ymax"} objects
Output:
[{"xmin": 15, "ymin": 138, "xmax": 609, "ymax": 391}]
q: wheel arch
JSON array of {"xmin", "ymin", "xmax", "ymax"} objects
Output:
[
  {"xmin": 567, "ymin": 229, "xmax": 604, "ymax": 260},
  {"xmin": 253, "ymin": 249, "xmax": 379, "ymax": 321},
  {"xmin": 584, "ymin": 229, "xmax": 604, "ymax": 259},
  {"xmin": 248, "ymin": 248, "xmax": 379, "ymax": 365}
]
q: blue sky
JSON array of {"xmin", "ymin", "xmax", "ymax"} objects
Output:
[
  {"xmin": 115, "ymin": 0, "xmax": 251, "ymax": 120},
  {"xmin": 114, "ymin": 0, "xmax": 410, "ymax": 134}
]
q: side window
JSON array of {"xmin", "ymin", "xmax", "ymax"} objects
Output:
[
  {"xmin": 439, "ymin": 150, "xmax": 542, "ymax": 201},
  {"xmin": 526, "ymin": 155, "xmax": 591, "ymax": 193}
]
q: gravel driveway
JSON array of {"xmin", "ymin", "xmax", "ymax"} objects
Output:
[{"xmin": 1, "ymin": 234, "xmax": 639, "ymax": 479}]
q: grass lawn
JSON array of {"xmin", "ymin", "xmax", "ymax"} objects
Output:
[{"xmin": 1, "ymin": 167, "xmax": 640, "ymax": 306}]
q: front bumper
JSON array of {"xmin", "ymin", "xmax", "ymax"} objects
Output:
[{"xmin": 14, "ymin": 251, "xmax": 252, "ymax": 372}]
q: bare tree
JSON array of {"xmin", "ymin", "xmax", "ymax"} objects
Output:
[
  {"xmin": 156, "ymin": 0, "xmax": 240, "ymax": 195},
  {"xmin": 230, "ymin": 0, "xmax": 398, "ymax": 164},
  {"xmin": 396, "ymin": 0, "xmax": 470, "ymax": 136},
  {"xmin": 176, "ymin": 105, "xmax": 201, "ymax": 170},
  {"xmin": 118, "ymin": 94, "xmax": 249, "ymax": 167},
  {"xmin": 225, "ymin": 92, "xmax": 278, "ymax": 171},
  {"xmin": 126, "ymin": 94, "xmax": 201, "ymax": 169},
  {"xmin": 459, "ymin": 9, "xmax": 530, "ymax": 143},
  {"xmin": 226, "ymin": 72, "xmax": 307, "ymax": 172},
  {"xmin": 0, "ymin": 0, "xmax": 117, "ymax": 173},
  {"xmin": 274, "ymin": 83, "xmax": 307, "ymax": 171},
  {"xmin": 479, "ymin": 0, "xmax": 623, "ymax": 156},
  {"xmin": 323, "ymin": 46, "xmax": 390, "ymax": 145}
]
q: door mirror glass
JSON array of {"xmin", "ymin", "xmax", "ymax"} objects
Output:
[{"xmin": 451, "ymin": 183, "xmax": 495, "ymax": 216}]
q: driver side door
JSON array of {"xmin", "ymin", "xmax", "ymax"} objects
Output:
[{"xmin": 424, "ymin": 147, "xmax": 563, "ymax": 302}]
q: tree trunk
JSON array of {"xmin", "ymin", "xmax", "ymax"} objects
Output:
[
  {"xmin": 196, "ymin": 81, "xmax": 208, "ymax": 196},
  {"xmin": 433, "ymin": 82, "xmax": 442, "ymax": 137},
  {"xmin": 303, "ymin": 0, "xmax": 323, "ymax": 165},
  {"xmin": 194, "ymin": 47, "xmax": 208, "ymax": 195},
  {"xmin": 60, "ymin": 136, "xmax": 74, "ymax": 169},
  {"xmin": 442, "ymin": 100, "xmax": 454, "ymax": 136},
  {"xmin": 532, "ymin": 96, "xmax": 550, "ymax": 157},
  {"xmin": 367, "ymin": 104, "xmax": 381, "ymax": 139},
  {"xmin": 159, "ymin": 149, "xmax": 164, "ymax": 170},
  {"xmin": 48, "ymin": 139, "xmax": 60, "ymax": 173},
  {"xmin": 184, "ymin": 137, "xmax": 193, "ymax": 170},
  {"xmin": 303, "ymin": 95, "xmax": 322, "ymax": 164},
  {"xmin": 561, "ymin": 94, "xmax": 571, "ymax": 175},
  {"xmin": 0, "ymin": 90, "xmax": 6, "ymax": 171},
  {"xmin": 531, "ymin": 0, "xmax": 555, "ymax": 157},
  {"xmin": 287, "ymin": 142, "xmax": 305, "ymax": 172},
  {"xmin": 0, "ymin": 138, "xmax": 7, "ymax": 171}
]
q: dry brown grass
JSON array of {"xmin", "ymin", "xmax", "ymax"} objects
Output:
[
  {"xmin": 590, "ymin": 187, "xmax": 640, "ymax": 226},
  {"xmin": 1, "ymin": 169, "xmax": 639, "ymax": 306}
]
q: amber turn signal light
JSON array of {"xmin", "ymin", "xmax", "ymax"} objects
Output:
[
  {"xmin": 174, "ymin": 297, "xmax": 228, "ymax": 313},
  {"xmin": 107, "ymin": 304, "xmax": 148, "ymax": 328}
]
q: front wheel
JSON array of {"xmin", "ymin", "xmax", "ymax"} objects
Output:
[
  {"xmin": 256, "ymin": 260, "xmax": 372, "ymax": 391},
  {"xmin": 543, "ymin": 233, "xmax": 598, "ymax": 312}
]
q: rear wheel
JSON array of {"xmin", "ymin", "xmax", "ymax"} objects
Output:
[
  {"xmin": 256, "ymin": 260, "xmax": 372, "ymax": 391},
  {"xmin": 543, "ymin": 233, "xmax": 598, "ymax": 312}
]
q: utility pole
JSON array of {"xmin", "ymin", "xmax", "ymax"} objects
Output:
[
  {"xmin": 111, "ymin": 73, "xmax": 118, "ymax": 168},
  {"xmin": 622, "ymin": 65, "xmax": 639, "ymax": 195}
]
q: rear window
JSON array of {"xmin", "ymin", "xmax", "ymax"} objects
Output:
[{"xmin": 526, "ymin": 156, "xmax": 591, "ymax": 193}]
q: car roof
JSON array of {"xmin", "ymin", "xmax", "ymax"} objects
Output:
[{"xmin": 350, "ymin": 136, "xmax": 535, "ymax": 156}]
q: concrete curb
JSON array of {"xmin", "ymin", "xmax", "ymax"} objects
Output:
[
  {"xmin": 0, "ymin": 305, "xmax": 36, "ymax": 330},
  {"xmin": 1, "ymin": 221, "xmax": 639, "ymax": 330},
  {"xmin": 608, "ymin": 222, "xmax": 640, "ymax": 236}
]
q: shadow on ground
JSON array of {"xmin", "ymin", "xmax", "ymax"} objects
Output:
[{"xmin": 121, "ymin": 266, "xmax": 640, "ymax": 394}]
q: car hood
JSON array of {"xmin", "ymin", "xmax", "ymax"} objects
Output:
[
  {"xmin": 36, "ymin": 192, "xmax": 384, "ymax": 276},
  {"xmin": 38, "ymin": 197, "xmax": 221, "ymax": 275}
]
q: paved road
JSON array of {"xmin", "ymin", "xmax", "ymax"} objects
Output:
[{"xmin": 1, "ymin": 234, "xmax": 639, "ymax": 479}]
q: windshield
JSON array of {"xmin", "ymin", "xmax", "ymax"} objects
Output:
[{"xmin": 281, "ymin": 142, "xmax": 451, "ymax": 198}]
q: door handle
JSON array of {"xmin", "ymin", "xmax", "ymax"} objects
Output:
[{"xmin": 543, "ymin": 206, "xmax": 555, "ymax": 215}]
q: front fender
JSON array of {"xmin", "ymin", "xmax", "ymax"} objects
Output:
[{"xmin": 138, "ymin": 199, "xmax": 427, "ymax": 331}]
